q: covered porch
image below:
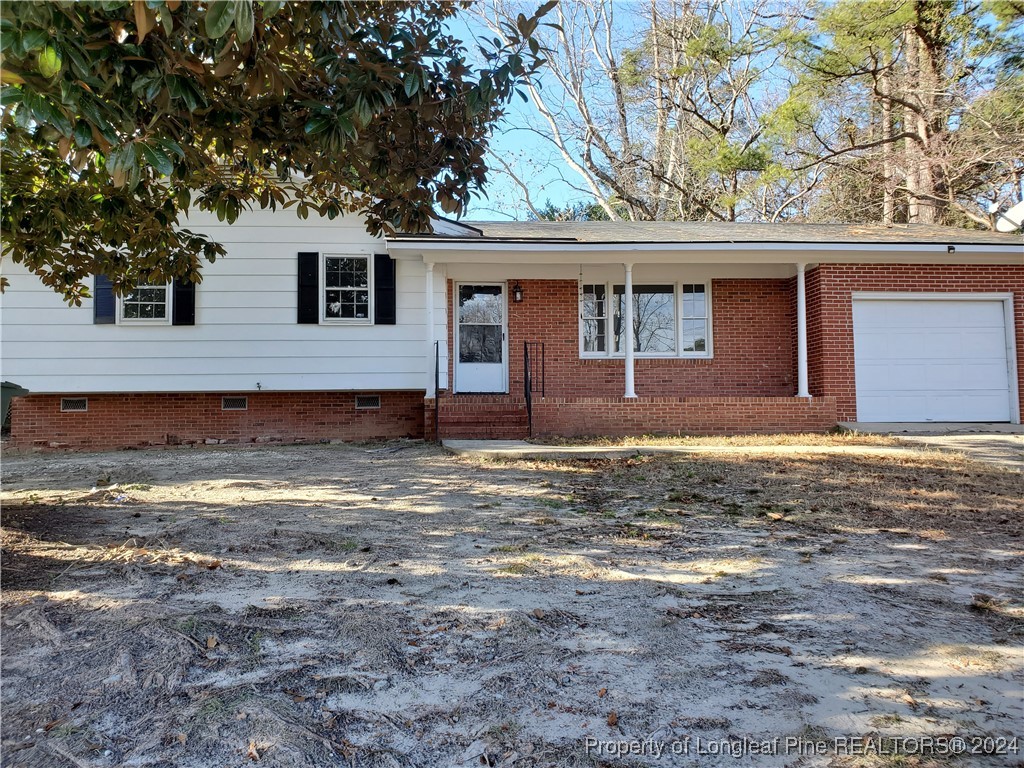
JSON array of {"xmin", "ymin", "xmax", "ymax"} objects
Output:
[{"xmin": 408, "ymin": 250, "xmax": 826, "ymax": 440}]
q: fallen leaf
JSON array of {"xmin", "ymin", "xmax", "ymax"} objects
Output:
[
  {"xmin": 607, "ymin": 711, "xmax": 618, "ymax": 727},
  {"xmin": 246, "ymin": 741, "xmax": 260, "ymax": 761},
  {"xmin": 176, "ymin": 733, "xmax": 187, "ymax": 745},
  {"xmin": 532, "ymin": 608, "xmax": 545, "ymax": 619},
  {"xmin": 598, "ymin": 687, "xmax": 607, "ymax": 698},
  {"xmin": 206, "ymin": 635, "xmax": 218, "ymax": 649}
]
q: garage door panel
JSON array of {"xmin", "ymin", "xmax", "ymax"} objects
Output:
[
  {"xmin": 961, "ymin": 331, "xmax": 1008, "ymax": 358},
  {"xmin": 853, "ymin": 299, "xmax": 1012, "ymax": 422}
]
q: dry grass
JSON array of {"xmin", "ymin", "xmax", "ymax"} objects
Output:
[{"xmin": 1, "ymin": 443, "xmax": 1021, "ymax": 768}]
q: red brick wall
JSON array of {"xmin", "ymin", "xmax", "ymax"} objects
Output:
[
  {"xmin": 807, "ymin": 264, "xmax": 1024, "ymax": 421},
  {"xmin": 448, "ymin": 278, "xmax": 798, "ymax": 398},
  {"xmin": 10, "ymin": 391, "xmax": 424, "ymax": 450},
  {"xmin": 531, "ymin": 396, "xmax": 837, "ymax": 437}
]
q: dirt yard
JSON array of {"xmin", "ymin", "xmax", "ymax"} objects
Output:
[{"xmin": 1, "ymin": 441, "xmax": 1022, "ymax": 768}]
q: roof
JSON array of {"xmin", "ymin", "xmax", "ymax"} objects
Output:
[{"xmin": 396, "ymin": 220, "xmax": 1023, "ymax": 246}]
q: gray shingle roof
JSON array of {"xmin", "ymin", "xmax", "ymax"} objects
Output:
[{"xmin": 415, "ymin": 220, "xmax": 1023, "ymax": 246}]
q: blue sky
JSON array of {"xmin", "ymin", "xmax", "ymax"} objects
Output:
[{"xmin": 444, "ymin": 13, "xmax": 582, "ymax": 221}]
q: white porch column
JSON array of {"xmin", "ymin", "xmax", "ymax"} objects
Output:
[
  {"xmin": 623, "ymin": 262, "xmax": 637, "ymax": 399},
  {"xmin": 796, "ymin": 262, "xmax": 810, "ymax": 398},
  {"xmin": 424, "ymin": 262, "xmax": 436, "ymax": 398}
]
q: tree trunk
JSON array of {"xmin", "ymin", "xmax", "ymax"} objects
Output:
[{"xmin": 879, "ymin": 67, "xmax": 895, "ymax": 225}]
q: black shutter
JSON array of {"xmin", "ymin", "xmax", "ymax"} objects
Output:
[
  {"xmin": 172, "ymin": 278, "xmax": 196, "ymax": 326},
  {"xmin": 373, "ymin": 253, "xmax": 396, "ymax": 325},
  {"xmin": 297, "ymin": 251, "xmax": 319, "ymax": 324},
  {"xmin": 94, "ymin": 275, "xmax": 115, "ymax": 324}
]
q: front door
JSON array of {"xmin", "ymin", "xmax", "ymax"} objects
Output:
[{"xmin": 455, "ymin": 283, "xmax": 507, "ymax": 393}]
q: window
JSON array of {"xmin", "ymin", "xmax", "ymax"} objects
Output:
[
  {"xmin": 681, "ymin": 284, "xmax": 708, "ymax": 353},
  {"xmin": 120, "ymin": 283, "xmax": 170, "ymax": 323},
  {"xmin": 614, "ymin": 284, "xmax": 675, "ymax": 354},
  {"xmin": 581, "ymin": 284, "xmax": 607, "ymax": 352},
  {"xmin": 323, "ymin": 255, "xmax": 371, "ymax": 322},
  {"xmin": 579, "ymin": 281, "xmax": 711, "ymax": 358}
]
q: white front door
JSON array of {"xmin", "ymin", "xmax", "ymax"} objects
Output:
[
  {"xmin": 455, "ymin": 283, "xmax": 507, "ymax": 393},
  {"xmin": 853, "ymin": 298, "xmax": 1013, "ymax": 422}
]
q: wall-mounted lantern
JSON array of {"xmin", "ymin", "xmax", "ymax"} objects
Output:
[{"xmin": 512, "ymin": 282, "xmax": 524, "ymax": 303}]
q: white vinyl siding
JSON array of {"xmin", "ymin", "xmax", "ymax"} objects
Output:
[{"xmin": 0, "ymin": 208, "xmax": 449, "ymax": 393}]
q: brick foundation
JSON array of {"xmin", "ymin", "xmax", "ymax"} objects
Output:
[
  {"xmin": 531, "ymin": 396, "xmax": 837, "ymax": 437},
  {"xmin": 807, "ymin": 264, "xmax": 1024, "ymax": 421},
  {"xmin": 10, "ymin": 391, "xmax": 425, "ymax": 450}
]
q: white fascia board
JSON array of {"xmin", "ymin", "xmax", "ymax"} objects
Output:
[{"xmin": 386, "ymin": 239, "xmax": 1024, "ymax": 265}]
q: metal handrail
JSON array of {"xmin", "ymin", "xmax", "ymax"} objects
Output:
[
  {"xmin": 523, "ymin": 341, "xmax": 545, "ymax": 437},
  {"xmin": 433, "ymin": 340, "xmax": 440, "ymax": 442},
  {"xmin": 524, "ymin": 342, "xmax": 533, "ymax": 437}
]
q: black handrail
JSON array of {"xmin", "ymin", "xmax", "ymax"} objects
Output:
[
  {"xmin": 524, "ymin": 342, "xmax": 533, "ymax": 437},
  {"xmin": 433, "ymin": 340, "xmax": 440, "ymax": 442},
  {"xmin": 523, "ymin": 341, "xmax": 545, "ymax": 437}
]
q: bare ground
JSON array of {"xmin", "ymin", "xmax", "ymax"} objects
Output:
[{"xmin": 1, "ymin": 441, "xmax": 1022, "ymax": 768}]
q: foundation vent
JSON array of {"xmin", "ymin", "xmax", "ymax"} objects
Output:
[
  {"xmin": 222, "ymin": 396, "xmax": 248, "ymax": 411},
  {"xmin": 60, "ymin": 397, "xmax": 88, "ymax": 413},
  {"xmin": 355, "ymin": 394, "xmax": 381, "ymax": 410}
]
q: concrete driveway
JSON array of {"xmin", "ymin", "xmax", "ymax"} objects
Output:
[{"xmin": 843, "ymin": 423, "xmax": 1024, "ymax": 470}]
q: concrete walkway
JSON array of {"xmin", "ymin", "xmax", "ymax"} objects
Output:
[
  {"xmin": 443, "ymin": 435, "xmax": 1023, "ymax": 470},
  {"xmin": 843, "ymin": 423, "xmax": 1023, "ymax": 471},
  {"xmin": 443, "ymin": 440, "xmax": 919, "ymax": 461}
]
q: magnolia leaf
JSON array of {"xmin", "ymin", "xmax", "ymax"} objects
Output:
[
  {"xmin": 0, "ymin": 69, "xmax": 25, "ymax": 85},
  {"xmin": 0, "ymin": 85, "xmax": 22, "ymax": 104},
  {"xmin": 140, "ymin": 142, "xmax": 173, "ymax": 176},
  {"xmin": 261, "ymin": 0, "xmax": 285, "ymax": 19},
  {"xmin": 205, "ymin": 0, "xmax": 235, "ymax": 39},
  {"xmin": 37, "ymin": 46, "xmax": 61, "ymax": 78},
  {"xmin": 72, "ymin": 121, "xmax": 92, "ymax": 148},
  {"xmin": 20, "ymin": 29, "xmax": 47, "ymax": 54},
  {"xmin": 234, "ymin": 1, "xmax": 255, "ymax": 44},
  {"xmin": 134, "ymin": 0, "xmax": 157, "ymax": 43}
]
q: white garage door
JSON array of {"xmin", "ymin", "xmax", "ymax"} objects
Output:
[{"xmin": 853, "ymin": 298, "xmax": 1012, "ymax": 422}]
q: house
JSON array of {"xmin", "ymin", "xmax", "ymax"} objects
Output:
[{"xmin": 2, "ymin": 207, "xmax": 1021, "ymax": 449}]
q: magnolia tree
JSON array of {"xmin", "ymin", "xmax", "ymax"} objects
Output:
[{"xmin": 0, "ymin": 0, "xmax": 553, "ymax": 302}]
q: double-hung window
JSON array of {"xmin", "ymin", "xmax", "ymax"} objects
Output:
[
  {"xmin": 119, "ymin": 283, "xmax": 171, "ymax": 324},
  {"xmin": 323, "ymin": 254, "xmax": 371, "ymax": 322},
  {"xmin": 680, "ymin": 284, "xmax": 708, "ymax": 353},
  {"xmin": 580, "ymin": 281, "xmax": 710, "ymax": 358}
]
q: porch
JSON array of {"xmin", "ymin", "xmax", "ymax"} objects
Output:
[{"xmin": 421, "ymin": 263, "xmax": 828, "ymax": 440}]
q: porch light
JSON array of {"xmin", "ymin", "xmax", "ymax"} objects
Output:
[{"xmin": 512, "ymin": 282, "xmax": 524, "ymax": 303}]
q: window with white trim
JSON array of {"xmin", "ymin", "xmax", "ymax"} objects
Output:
[
  {"xmin": 680, "ymin": 284, "xmax": 708, "ymax": 353},
  {"xmin": 119, "ymin": 283, "xmax": 171, "ymax": 323},
  {"xmin": 579, "ymin": 281, "xmax": 711, "ymax": 358},
  {"xmin": 581, "ymin": 284, "xmax": 607, "ymax": 352},
  {"xmin": 323, "ymin": 254, "xmax": 371, "ymax": 322}
]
